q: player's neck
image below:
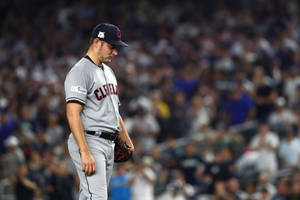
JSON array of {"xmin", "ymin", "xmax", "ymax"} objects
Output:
[{"xmin": 86, "ymin": 51, "xmax": 102, "ymax": 66}]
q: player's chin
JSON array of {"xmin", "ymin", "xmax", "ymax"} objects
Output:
[{"xmin": 104, "ymin": 58, "xmax": 112, "ymax": 63}]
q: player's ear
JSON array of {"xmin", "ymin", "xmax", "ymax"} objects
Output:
[
  {"xmin": 94, "ymin": 39, "xmax": 105, "ymax": 49},
  {"xmin": 90, "ymin": 38, "xmax": 100, "ymax": 47}
]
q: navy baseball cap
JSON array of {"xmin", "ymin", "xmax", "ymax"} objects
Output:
[{"xmin": 91, "ymin": 23, "xmax": 128, "ymax": 47}]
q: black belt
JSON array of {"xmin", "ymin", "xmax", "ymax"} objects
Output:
[{"xmin": 86, "ymin": 131, "xmax": 119, "ymax": 141}]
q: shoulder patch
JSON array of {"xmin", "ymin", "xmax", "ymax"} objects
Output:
[{"xmin": 71, "ymin": 85, "xmax": 87, "ymax": 95}]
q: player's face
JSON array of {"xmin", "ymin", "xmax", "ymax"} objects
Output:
[{"xmin": 98, "ymin": 41, "xmax": 118, "ymax": 63}]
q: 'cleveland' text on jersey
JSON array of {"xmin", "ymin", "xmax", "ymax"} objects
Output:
[{"xmin": 94, "ymin": 83, "xmax": 119, "ymax": 100}]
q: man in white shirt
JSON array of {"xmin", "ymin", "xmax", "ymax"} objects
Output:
[
  {"xmin": 156, "ymin": 181, "xmax": 187, "ymax": 200},
  {"xmin": 278, "ymin": 125, "xmax": 300, "ymax": 169},
  {"xmin": 250, "ymin": 123, "xmax": 279, "ymax": 179},
  {"xmin": 130, "ymin": 157, "xmax": 156, "ymax": 200}
]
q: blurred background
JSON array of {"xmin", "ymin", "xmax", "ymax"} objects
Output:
[{"xmin": 1, "ymin": 0, "xmax": 300, "ymax": 199}]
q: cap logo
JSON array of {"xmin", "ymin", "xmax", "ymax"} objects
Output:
[
  {"xmin": 116, "ymin": 29, "xmax": 121, "ymax": 39},
  {"xmin": 98, "ymin": 31, "xmax": 105, "ymax": 39}
]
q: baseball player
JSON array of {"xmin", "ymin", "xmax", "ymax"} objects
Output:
[{"xmin": 64, "ymin": 23, "xmax": 134, "ymax": 200}]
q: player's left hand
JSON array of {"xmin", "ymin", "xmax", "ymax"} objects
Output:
[{"xmin": 114, "ymin": 136, "xmax": 133, "ymax": 163}]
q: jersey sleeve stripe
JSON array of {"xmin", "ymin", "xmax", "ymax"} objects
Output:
[{"xmin": 66, "ymin": 97, "xmax": 86, "ymax": 104}]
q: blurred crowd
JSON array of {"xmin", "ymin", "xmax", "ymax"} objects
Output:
[{"xmin": 2, "ymin": 0, "xmax": 300, "ymax": 199}]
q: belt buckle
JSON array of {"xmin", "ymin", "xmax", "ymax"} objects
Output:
[{"xmin": 95, "ymin": 131, "xmax": 102, "ymax": 137}]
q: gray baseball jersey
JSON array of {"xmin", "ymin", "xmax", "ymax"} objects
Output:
[{"xmin": 64, "ymin": 56, "xmax": 121, "ymax": 133}]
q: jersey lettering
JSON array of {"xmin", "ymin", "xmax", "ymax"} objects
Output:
[
  {"xmin": 103, "ymin": 84, "xmax": 109, "ymax": 95},
  {"xmin": 109, "ymin": 83, "xmax": 115, "ymax": 94},
  {"xmin": 99, "ymin": 87, "xmax": 107, "ymax": 98},
  {"xmin": 94, "ymin": 84, "xmax": 118, "ymax": 100},
  {"xmin": 116, "ymin": 85, "xmax": 119, "ymax": 95},
  {"xmin": 94, "ymin": 89, "xmax": 103, "ymax": 100}
]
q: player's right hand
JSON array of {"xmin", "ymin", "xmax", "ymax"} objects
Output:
[{"xmin": 81, "ymin": 151, "xmax": 96, "ymax": 175}]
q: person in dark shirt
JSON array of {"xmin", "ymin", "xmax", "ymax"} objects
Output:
[
  {"xmin": 271, "ymin": 177, "xmax": 291, "ymax": 200},
  {"xmin": 179, "ymin": 141, "xmax": 204, "ymax": 185},
  {"xmin": 45, "ymin": 161, "xmax": 74, "ymax": 200},
  {"xmin": 252, "ymin": 66, "xmax": 276, "ymax": 122},
  {"xmin": 205, "ymin": 148, "xmax": 234, "ymax": 194},
  {"xmin": 167, "ymin": 91, "xmax": 188, "ymax": 139},
  {"xmin": 15, "ymin": 164, "xmax": 39, "ymax": 200}
]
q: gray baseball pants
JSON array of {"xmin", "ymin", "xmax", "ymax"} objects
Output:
[{"xmin": 68, "ymin": 133, "xmax": 115, "ymax": 200}]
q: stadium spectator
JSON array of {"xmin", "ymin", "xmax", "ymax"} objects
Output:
[
  {"xmin": 268, "ymin": 97, "xmax": 296, "ymax": 131},
  {"xmin": 250, "ymin": 123, "xmax": 279, "ymax": 179},
  {"xmin": 109, "ymin": 164, "xmax": 131, "ymax": 200},
  {"xmin": 15, "ymin": 164, "xmax": 40, "ymax": 200},
  {"xmin": 223, "ymin": 81, "xmax": 255, "ymax": 126},
  {"xmin": 179, "ymin": 141, "xmax": 204, "ymax": 185},
  {"xmin": 130, "ymin": 156, "xmax": 156, "ymax": 200},
  {"xmin": 278, "ymin": 124, "xmax": 300, "ymax": 169}
]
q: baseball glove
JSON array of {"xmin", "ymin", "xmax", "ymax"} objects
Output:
[{"xmin": 114, "ymin": 136, "xmax": 133, "ymax": 163}]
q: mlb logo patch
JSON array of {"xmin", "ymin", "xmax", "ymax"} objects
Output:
[
  {"xmin": 71, "ymin": 85, "xmax": 87, "ymax": 95},
  {"xmin": 98, "ymin": 31, "xmax": 105, "ymax": 39}
]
